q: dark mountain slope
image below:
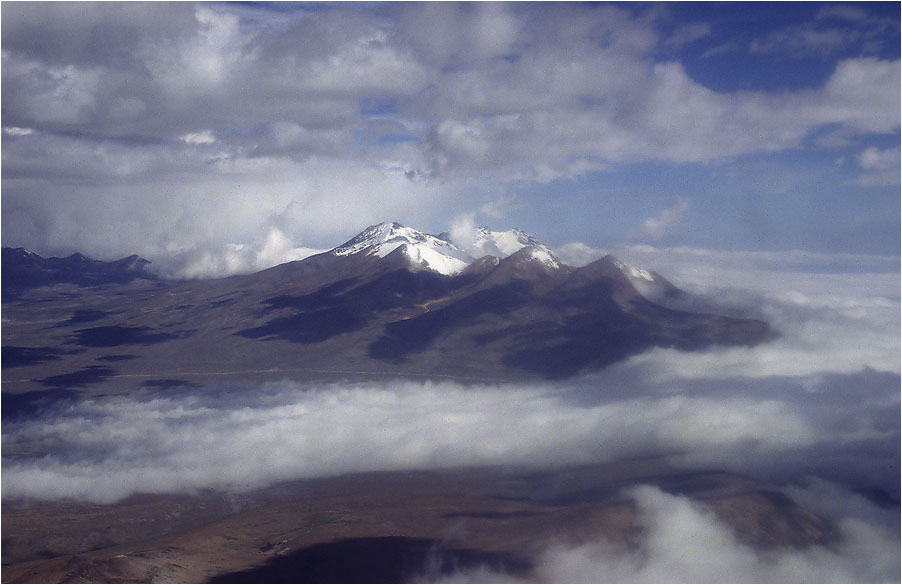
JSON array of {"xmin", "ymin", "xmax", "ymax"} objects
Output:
[
  {"xmin": 2, "ymin": 247, "xmax": 157, "ymax": 301},
  {"xmin": 1, "ymin": 238, "xmax": 776, "ymax": 396}
]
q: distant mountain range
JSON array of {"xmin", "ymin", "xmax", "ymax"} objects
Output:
[
  {"xmin": 2, "ymin": 247, "xmax": 157, "ymax": 301},
  {"xmin": 1, "ymin": 223, "xmax": 775, "ymax": 397}
]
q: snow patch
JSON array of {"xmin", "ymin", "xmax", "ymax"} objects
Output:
[
  {"xmin": 614, "ymin": 259, "xmax": 655, "ymax": 282},
  {"xmin": 331, "ymin": 222, "xmax": 471, "ymax": 275},
  {"xmin": 466, "ymin": 226, "xmax": 546, "ymax": 257},
  {"xmin": 331, "ymin": 221, "xmax": 566, "ymax": 275},
  {"xmin": 528, "ymin": 246, "xmax": 561, "ymax": 270},
  {"xmin": 401, "ymin": 244, "xmax": 469, "ymax": 275}
]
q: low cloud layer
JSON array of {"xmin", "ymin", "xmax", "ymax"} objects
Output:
[
  {"xmin": 555, "ymin": 245, "xmax": 900, "ymax": 379},
  {"xmin": 637, "ymin": 199, "xmax": 690, "ymax": 240},
  {"xmin": 436, "ymin": 484, "xmax": 899, "ymax": 583},
  {"xmin": 156, "ymin": 227, "xmax": 326, "ymax": 280},
  {"xmin": 3, "ymin": 366, "xmax": 898, "ymax": 505}
]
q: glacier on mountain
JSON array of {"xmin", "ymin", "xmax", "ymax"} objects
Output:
[
  {"xmin": 613, "ymin": 259, "xmax": 654, "ymax": 282},
  {"xmin": 329, "ymin": 221, "xmax": 649, "ymax": 281},
  {"xmin": 331, "ymin": 222, "xmax": 468, "ymax": 262},
  {"xmin": 330, "ymin": 221, "xmax": 562, "ymax": 276},
  {"xmin": 398, "ymin": 243, "xmax": 470, "ymax": 275}
]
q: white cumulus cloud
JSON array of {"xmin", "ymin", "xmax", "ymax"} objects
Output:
[
  {"xmin": 2, "ymin": 3, "xmax": 899, "ymax": 267},
  {"xmin": 531, "ymin": 485, "xmax": 899, "ymax": 583},
  {"xmin": 638, "ymin": 199, "xmax": 690, "ymax": 240}
]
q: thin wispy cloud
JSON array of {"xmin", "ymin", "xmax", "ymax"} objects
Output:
[
  {"xmin": 856, "ymin": 146, "xmax": 901, "ymax": 186},
  {"xmin": 637, "ymin": 199, "xmax": 690, "ymax": 240}
]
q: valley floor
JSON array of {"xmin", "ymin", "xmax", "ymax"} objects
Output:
[{"xmin": 2, "ymin": 460, "xmax": 834, "ymax": 583}]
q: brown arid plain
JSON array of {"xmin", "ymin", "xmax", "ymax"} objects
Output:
[{"xmin": 3, "ymin": 460, "xmax": 830, "ymax": 583}]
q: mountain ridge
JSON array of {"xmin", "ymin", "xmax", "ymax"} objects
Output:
[
  {"xmin": 1, "ymin": 246, "xmax": 158, "ymax": 301},
  {"xmin": 1, "ymin": 221, "xmax": 660, "ymax": 290},
  {"xmin": 2, "ymin": 222, "xmax": 776, "ymax": 389},
  {"xmin": 328, "ymin": 221, "xmax": 562, "ymax": 275}
]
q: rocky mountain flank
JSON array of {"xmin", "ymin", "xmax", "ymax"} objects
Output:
[{"xmin": 2, "ymin": 223, "xmax": 775, "ymax": 395}]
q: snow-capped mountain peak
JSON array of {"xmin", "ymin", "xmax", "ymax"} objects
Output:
[
  {"xmin": 471, "ymin": 226, "xmax": 540, "ymax": 257},
  {"xmin": 447, "ymin": 225, "xmax": 561, "ymax": 265},
  {"xmin": 395, "ymin": 243, "xmax": 470, "ymax": 275},
  {"xmin": 331, "ymin": 222, "xmax": 471, "ymax": 275},
  {"xmin": 610, "ymin": 258, "xmax": 686, "ymax": 302},
  {"xmin": 331, "ymin": 221, "xmax": 564, "ymax": 275}
]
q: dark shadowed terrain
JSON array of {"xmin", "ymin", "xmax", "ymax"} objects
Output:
[{"xmin": 2, "ymin": 246, "xmax": 773, "ymax": 404}]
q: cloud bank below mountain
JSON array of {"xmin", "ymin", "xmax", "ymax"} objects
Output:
[{"xmin": 3, "ymin": 364, "xmax": 897, "ymax": 505}]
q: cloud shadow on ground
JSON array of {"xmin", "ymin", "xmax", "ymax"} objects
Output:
[{"xmin": 210, "ymin": 536, "xmax": 530, "ymax": 584}]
